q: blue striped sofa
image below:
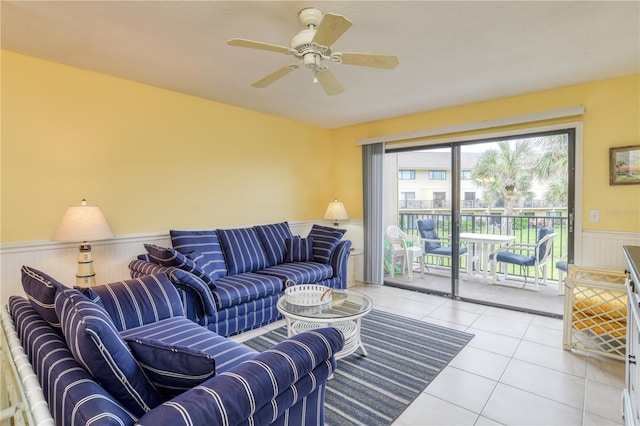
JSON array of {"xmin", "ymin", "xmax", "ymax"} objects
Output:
[
  {"xmin": 129, "ymin": 222, "xmax": 352, "ymax": 336},
  {"xmin": 9, "ymin": 266, "xmax": 344, "ymax": 425}
]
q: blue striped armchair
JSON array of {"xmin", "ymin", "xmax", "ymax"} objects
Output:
[{"xmin": 7, "ymin": 266, "xmax": 344, "ymax": 426}]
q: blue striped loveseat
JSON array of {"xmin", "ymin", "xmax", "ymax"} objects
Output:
[
  {"xmin": 7, "ymin": 266, "xmax": 344, "ymax": 426},
  {"xmin": 129, "ymin": 222, "xmax": 352, "ymax": 336}
]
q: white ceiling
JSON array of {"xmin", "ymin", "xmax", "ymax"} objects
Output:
[{"xmin": 2, "ymin": 1, "xmax": 638, "ymax": 129}]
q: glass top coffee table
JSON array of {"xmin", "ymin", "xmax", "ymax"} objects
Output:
[{"xmin": 277, "ymin": 289, "xmax": 373, "ymax": 360}]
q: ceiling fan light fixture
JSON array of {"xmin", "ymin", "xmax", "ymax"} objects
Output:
[{"xmin": 303, "ymin": 52, "xmax": 319, "ymax": 69}]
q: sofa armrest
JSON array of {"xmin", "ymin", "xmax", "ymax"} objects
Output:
[
  {"xmin": 330, "ymin": 240, "xmax": 352, "ymax": 289},
  {"xmin": 136, "ymin": 327, "xmax": 344, "ymax": 426},
  {"xmin": 129, "ymin": 259, "xmax": 218, "ymax": 319}
]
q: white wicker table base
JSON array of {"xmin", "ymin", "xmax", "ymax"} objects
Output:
[{"xmin": 290, "ymin": 319, "xmax": 367, "ymax": 360}]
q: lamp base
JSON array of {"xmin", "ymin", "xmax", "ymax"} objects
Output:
[{"xmin": 76, "ymin": 244, "xmax": 97, "ymax": 287}]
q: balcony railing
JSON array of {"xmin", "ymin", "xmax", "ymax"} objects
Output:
[{"xmin": 397, "ymin": 212, "xmax": 568, "ymax": 282}]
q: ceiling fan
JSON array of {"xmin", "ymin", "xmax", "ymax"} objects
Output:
[{"xmin": 227, "ymin": 7, "xmax": 399, "ymax": 96}]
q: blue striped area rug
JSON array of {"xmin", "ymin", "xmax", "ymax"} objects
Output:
[{"xmin": 243, "ymin": 309, "xmax": 474, "ymax": 425}]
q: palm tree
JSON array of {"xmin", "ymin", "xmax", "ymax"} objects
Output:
[
  {"xmin": 532, "ymin": 135, "xmax": 568, "ymax": 206},
  {"xmin": 471, "ymin": 140, "xmax": 538, "ymax": 219}
]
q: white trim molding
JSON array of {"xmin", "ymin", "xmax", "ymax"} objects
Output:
[{"xmin": 357, "ymin": 105, "xmax": 586, "ymax": 145}]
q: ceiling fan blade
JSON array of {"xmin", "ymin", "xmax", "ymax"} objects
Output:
[
  {"xmin": 227, "ymin": 38, "xmax": 290, "ymax": 53},
  {"xmin": 312, "ymin": 13, "xmax": 352, "ymax": 47},
  {"xmin": 252, "ymin": 64, "xmax": 297, "ymax": 88},
  {"xmin": 315, "ymin": 68, "xmax": 344, "ymax": 96},
  {"xmin": 339, "ymin": 52, "xmax": 399, "ymax": 70}
]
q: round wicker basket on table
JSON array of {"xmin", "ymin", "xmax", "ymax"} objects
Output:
[{"xmin": 284, "ymin": 281, "xmax": 333, "ymax": 311}]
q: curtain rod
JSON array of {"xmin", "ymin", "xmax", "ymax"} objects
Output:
[{"xmin": 356, "ymin": 105, "xmax": 585, "ymax": 146}]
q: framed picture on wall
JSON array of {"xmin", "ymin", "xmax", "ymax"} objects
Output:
[{"xmin": 610, "ymin": 145, "xmax": 640, "ymax": 185}]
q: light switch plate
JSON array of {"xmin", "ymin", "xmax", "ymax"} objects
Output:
[{"xmin": 589, "ymin": 209, "xmax": 600, "ymax": 222}]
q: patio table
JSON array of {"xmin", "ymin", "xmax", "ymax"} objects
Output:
[{"xmin": 460, "ymin": 233, "xmax": 516, "ymax": 280}]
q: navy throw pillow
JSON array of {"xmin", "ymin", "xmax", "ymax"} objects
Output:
[
  {"xmin": 307, "ymin": 224, "xmax": 346, "ymax": 264},
  {"xmin": 284, "ymin": 237, "xmax": 314, "ymax": 263}
]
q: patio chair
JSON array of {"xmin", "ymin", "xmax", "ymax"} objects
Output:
[
  {"xmin": 556, "ymin": 253, "xmax": 568, "ymax": 296},
  {"xmin": 416, "ymin": 219, "xmax": 469, "ymax": 273},
  {"xmin": 490, "ymin": 226, "xmax": 558, "ymax": 291},
  {"xmin": 386, "ymin": 225, "xmax": 424, "ymax": 279}
]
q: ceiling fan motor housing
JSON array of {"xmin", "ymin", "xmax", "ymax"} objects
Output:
[{"xmin": 298, "ymin": 7, "xmax": 323, "ymax": 27}]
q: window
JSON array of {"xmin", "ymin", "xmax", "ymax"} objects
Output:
[
  {"xmin": 399, "ymin": 170, "xmax": 415, "ymax": 180},
  {"xmin": 463, "ymin": 192, "xmax": 476, "ymax": 208},
  {"xmin": 433, "ymin": 192, "xmax": 446, "ymax": 208},
  {"xmin": 429, "ymin": 170, "xmax": 446, "ymax": 180},
  {"xmin": 461, "ymin": 170, "xmax": 472, "ymax": 180},
  {"xmin": 400, "ymin": 192, "xmax": 415, "ymax": 208}
]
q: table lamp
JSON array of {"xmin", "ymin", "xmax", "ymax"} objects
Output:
[
  {"xmin": 324, "ymin": 199, "xmax": 349, "ymax": 227},
  {"xmin": 51, "ymin": 199, "xmax": 114, "ymax": 287}
]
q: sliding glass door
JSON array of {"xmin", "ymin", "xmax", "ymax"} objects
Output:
[{"xmin": 383, "ymin": 129, "xmax": 575, "ymax": 316}]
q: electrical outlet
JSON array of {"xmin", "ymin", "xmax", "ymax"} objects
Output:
[{"xmin": 589, "ymin": 209, "xmax": 600, "ymax": 222}]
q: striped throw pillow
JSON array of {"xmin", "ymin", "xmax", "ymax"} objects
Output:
[
  {"xmin": 308, "ymin": 224, "xmax": 346, "ymax": 264},
  {"xmin": 122, "ymin": 318, "xmax": 216, "ymax": 397},
  {"xmin": 144, "ymin": 244, "xmax": 213, "ymax": 285},
  {"xmin": 254, "ymin": 222, "xmax": 293, "ymax": 266},
  {"xmin": 217, "ymin": 228, "xmax": 269, "ymax": 275},
  {"xmin": 284, "ymin": 237, "xmax": 314, "ymax": 263},
  {"xmin": 55, "ymin": 288, "xmax": 162, "ymax": 416},
  {"xmin": 170, "ymin": 230, "xmax": 228, "ymax": 281},
  {"xmin": 20, "ymin": 265, "xmax": 67, "ymax": 330}
]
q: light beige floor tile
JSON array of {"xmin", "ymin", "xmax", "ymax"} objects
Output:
[
  {"xmin": 530, "ymin": 314, "xmax": 564, "ymax": 331},
  {"xmin": 584, "ymin": 379, "xmax": 625, "ymax": 423},
  {"xmin": 468, "ymin": 315, "xmax": 530, "ymax": 339},
  {"xmin": 512, "ymin": 339, "xmax": 587, "ymax": 377},
  {"xmin": 482, "ymin": 383, "xmax": 583, "ymax": 425},
  {"xmin": 466, "ymin": 327, "xmax": 521, "ymax": 357},
  {"xmin": 522, "ymin": 323, "xmax": 564, "ymax": 348},
  {"xmin": 426, "ymin": 306, "xmax": 482, "ymax": 327},
  {"xmin": 442, "ymin": 299, "xmax": 489, "ymax": 315},
  {"xmin": 583, "ymin": 410, "xmax": 623, "ymax": 425},
  {"xmin": 481, "ymin": 305, "xmax": 535, "ymax": 324},
  {"xmin": 586, "ymin": 356, "xmax": 625, "ymax": 388},
  {"xmin": 393, "ymin": 393, "xmax": 479, "ymax": 426},
  {"xmin": 474, "ymin": 416, "xmax": 505, "ymax": 426},
  {"xmin": 424, "ymin": 366, "xmax": 497, "ymax": 413},
  {"xmin": 448, "ymin": 346, "xmax": 511, "ymax": 381},
  {"xmin": 500, "ymin": 359, "xmax": 585, "ymax": 409}
]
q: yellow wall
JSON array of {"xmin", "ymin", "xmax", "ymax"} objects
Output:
[
  {"xmin": 2, "ymin": 50, "xmax": 638, "ymax": 243},
  {"xmin": 1, "ymin": 51, "xmax": 333, "ymax": 242},
  {"xmin": 331, "ymin": 74, "xmax": 640, "ymax": 233}
]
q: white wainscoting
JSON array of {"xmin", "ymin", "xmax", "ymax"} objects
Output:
[
  {"xmin": 580, "ymin": 230, "xmax": 640, "ymax": 271},
  {"xmin": 0, "ymin": 221, "xmax": 365, "ymax": 305}
]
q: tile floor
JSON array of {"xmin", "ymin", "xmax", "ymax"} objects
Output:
[{"xmin": 232, "ymin": 283, "xmax": 626, "ymax": 426}]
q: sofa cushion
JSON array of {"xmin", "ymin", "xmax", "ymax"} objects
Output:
[
  {"xmin": 89, "ymin": 274, "xmax": 184, "ymax": 332},
  {"xmin": 307, "ymin": 224, "xmax": 346, "ymax": 264},
  {"xmin": 217, "ymin": 228, "xmax": 269, "ymax": 275},
  {"xmin": 284, "ymin": 236, "xmax": 314, "ymax": 263},
  {"xmin": 213, "ymin": 273, "xmax": 283, "ymax": 310},
  {"xmin": 55, "ymin": 288, "xmax": 162, "ymax": 416},
  {"xmin": 254, "ymin": 222, "xmax": 293, "ymax": 267},
  {"xmin": 170, "ymin": 230, "xmax": 228, "ymax": 281},
  {"xmin": 144, "ymin": 244, "xmax": 214, "ymax": 285},
  {"xmin": 122, "ymin": 316, "xmax": 257, "ymax": 394},
  {"xmin": 20, "ymin": 265, "xmax": 68, "ymax": 330},
  {"xmin": 122, "ymin": 318, "xmax": 216, "ymax": 397},
  {"xmin": 256, "ymin": 262, "xmax": 333, "ymax": 285}
]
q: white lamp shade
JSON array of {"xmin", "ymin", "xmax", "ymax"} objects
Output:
[
  {"xmin": 52, "ymin": 202, "xmax": 114, "ymax": 242},
  {"xmin": 323, "ymin": 199, "xmax": 349, "ymax": 221}
]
